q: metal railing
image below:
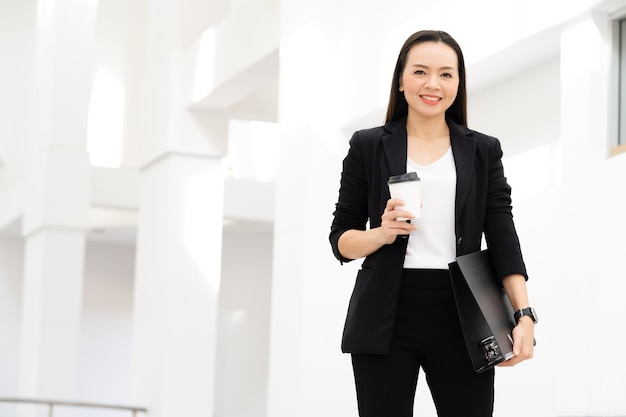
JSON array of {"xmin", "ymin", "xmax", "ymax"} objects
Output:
[{"xmin": 0, "ymin": 397, "xmax": 147, "ymax": 417}]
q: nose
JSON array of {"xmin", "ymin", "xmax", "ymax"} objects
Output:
[{"xmin": 424, "ymin": 75, "xmax": 440, "ymax": 89}]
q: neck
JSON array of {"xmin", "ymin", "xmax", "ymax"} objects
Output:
[{"xmin": 406, "ymin": 114, "xmax": 449, "ymax": 140}]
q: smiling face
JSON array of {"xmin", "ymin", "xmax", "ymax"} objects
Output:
[{"xmin": 399, "ymin": 41, "xmax": 460, "ymax": 122}]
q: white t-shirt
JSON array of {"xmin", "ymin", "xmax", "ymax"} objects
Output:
[{"xmin": 403, "ymin": 147, "xmax": 457, "ymax": 269}]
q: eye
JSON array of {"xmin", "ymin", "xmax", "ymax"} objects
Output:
[
  {"xmin": 441, "ymin": 72, "xmax": 453, "ymax": 78},
  {"xmin": 414, "ymin": 69, "xmax": 426, "ymax": 75}
]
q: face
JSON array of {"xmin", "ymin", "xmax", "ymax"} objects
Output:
[{"xmin": 399, "ymin": 41, "xmax": 460, "ymax": 121}]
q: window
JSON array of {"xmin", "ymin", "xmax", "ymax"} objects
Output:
[
  {"xmin": 612, "ymin": 16, "xmax": 626, "ymax": 156},
  {"xmin": 617, "ymin": 19, "xmax": 626, "ymax": 145}
]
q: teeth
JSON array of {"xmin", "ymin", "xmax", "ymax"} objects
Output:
[{"xmin": 421, "ymin": 95, "xmax": 440, "ymax": 101}]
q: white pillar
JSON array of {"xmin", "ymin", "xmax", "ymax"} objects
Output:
[
  {"xmin": 20, "ymin": 149, "xmax": 91, "ymax": 404},
  {"xmin": 267, "ymin": 8, "xmax": 358, "ymax": 416},
  {"xmin": 17, "ymin": 0, "xmax": 95, "ymax": 410},
  {"xmin": 128, "ymin": 0, "xmax": 233, "ymax": 412},
  {"xmin": 131, "ymin": 154, "xmax": 224, "ymax": 417},
  {"xmin": 557, "ymin": 14, "xmax": 614, "ymax": 416},
  {"xmin": 18, "ymin": 229, "xmax": 86, "ymax": 396}
]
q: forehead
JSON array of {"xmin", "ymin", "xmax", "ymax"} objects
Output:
[{"xmin": 405, "ymin": 41, "xmax": 458, "ymax": 68}]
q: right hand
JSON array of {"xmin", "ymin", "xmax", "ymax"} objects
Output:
[{"xmin": 377, "ymin": 198, "xmax": 418, "ymax": 244}]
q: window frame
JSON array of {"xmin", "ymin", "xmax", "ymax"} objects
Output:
[{"xmin": 612, "ymin": 15, "xmax": 626, "ymax": 156}]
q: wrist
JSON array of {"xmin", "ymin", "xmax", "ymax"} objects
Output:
[
  {"xmin": 373, "ymin": 227, "xmax": 388, "ymax": 245},
  {"xmin": 514, "ymin": 307, "xmax": 538, "ymax": 324}
]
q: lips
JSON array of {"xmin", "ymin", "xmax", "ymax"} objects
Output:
[{"xmin": 420, "ymin": 95, "xmax": 442, "ymax": 104}]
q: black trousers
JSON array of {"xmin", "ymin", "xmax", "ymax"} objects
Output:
[{"xmin": 351, "ymin": 269, "xmax": 494, "ymax": 417}]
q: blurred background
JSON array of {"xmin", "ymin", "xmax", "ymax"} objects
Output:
[{"xmin": 1, "ymin": 0, "xmax": 625, "ymax": 416}]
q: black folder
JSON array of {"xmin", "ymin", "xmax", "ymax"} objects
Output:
[{"xmin": 448, "ymin": 250, "xmax": 517, "ymax": 373}]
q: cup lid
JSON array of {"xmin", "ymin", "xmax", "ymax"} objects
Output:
[{"xmin": 388, "ymin": 171, "xmax": 420, "ymax": 184}]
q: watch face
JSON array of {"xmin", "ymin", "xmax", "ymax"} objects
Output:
[{"xmin": 529, "ymin": 307, "xmax": 538, "ymax": 323}]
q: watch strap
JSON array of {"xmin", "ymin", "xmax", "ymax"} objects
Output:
[{"xmin": 514, "ymin": 307, "xmax": 537, "ymax": 324}]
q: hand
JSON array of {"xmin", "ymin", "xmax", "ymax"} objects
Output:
[
  {"xmin": 377, "ymin": 198, "xmax": 418, "ymax": 244},
  {"xmin": 497, "ymin": 316, "xmax": 535, "ymax": 367}
]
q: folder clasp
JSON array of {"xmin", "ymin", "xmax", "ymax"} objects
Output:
[{"xmin": 479, "ymin": 336, "xmax": 502, "ymax": 363}]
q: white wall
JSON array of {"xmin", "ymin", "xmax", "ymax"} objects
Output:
[
  {"xmin": 78, "ymin": 242, "xmax": 136, "ymax": 408},
  {"xmin": 470, "ymin": 56, "xmax": 562, "ymax": 416},
  {"xmin": 0, "ymin": 237, "xmax": 23, "ymax": 397},
  {"xmin": 0, "ymin": 0, "xmax": 35, "ymax": 230},
  {"xmin": 0, "ymin": 0, "xmax": 35, "ymax": 178},
  {"xmin": 216, "ymin": 224, "xmax": 274, "ymax": 417}
]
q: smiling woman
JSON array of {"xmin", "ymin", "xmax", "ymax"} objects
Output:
[{"xmin": 330, "ymin": 30, "xmax": 533, "ymax": 417}]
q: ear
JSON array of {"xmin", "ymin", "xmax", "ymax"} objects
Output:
[{"xmin": 399, "ymin": 79, "xmax": 404, "ymax": 92}]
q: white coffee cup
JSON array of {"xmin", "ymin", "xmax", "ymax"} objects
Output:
[{"xmin": 388, "ymin": 172, "xmax": 421, "ymax": 221}]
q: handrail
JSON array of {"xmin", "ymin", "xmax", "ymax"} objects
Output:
[{"xmin": 0, "ymin": 397, "xmax": 147, "ymax": 416}]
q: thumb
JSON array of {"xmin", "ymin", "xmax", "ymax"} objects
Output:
[{"xmin": 512, "ymin": 326, "xmax": 523, "ymax": 356}]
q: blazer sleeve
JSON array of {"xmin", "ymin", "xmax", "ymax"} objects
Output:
[
  {"xmin": 482, "ymin": 137, "xmax": 528, "ymax": 281},
  {"xmin": 329, "ymin": 131, "xmax": 370, "ymax": 263}
]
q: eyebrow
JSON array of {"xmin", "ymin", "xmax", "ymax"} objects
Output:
[{"xmin": 411, "ymin": 64, "xmax": 457, "ymax": 71}]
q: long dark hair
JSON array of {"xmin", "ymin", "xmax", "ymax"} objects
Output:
[{"xmin": 385, "ymin": 30, "xmax": 467, "ymax": 126}]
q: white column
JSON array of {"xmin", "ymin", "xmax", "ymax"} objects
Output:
[
  {"xmin": 557, "ymin": 14, "xmax": 615, "ymax": 416},
  {"xmin": 18, "ymin": 0, "xmax": 95, "ymax": 410},
  {"xmin": 128, "ymin": 0, "xmax": 233, "ymax": 412},
  {"xmin": 20, "ymin": 149, "xmax": 91, "ymax": 403},
  {"xmin": 267, "ymin": 7, "xmax": 359, "ymax": 416},
  {"xmin": 131, "ymin": 154, "xmax": 224, "ymax": 417},
  {"xmin": 18, "ymin": 229, "xmax": 86, "ymax": 396}
]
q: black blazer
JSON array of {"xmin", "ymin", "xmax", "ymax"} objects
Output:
[{"xmin": 329, "ymin": 117, "xmax": 527, "ymax": 354}]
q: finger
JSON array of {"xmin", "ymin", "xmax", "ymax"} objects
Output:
[
  {"xmin": 513, "ymin": 337, "xmax": 522, "ymax": 356},
  {"xmin": 393, "ymin": 209, "xmax": 415, "ymax": 220},
  {"xmin": 385, "ymin": 199, "xmax": 404, "ymax": 213},
  {"xmin": 511, "ymin": 327, "xmax": 523, "ymax": 356},
  {"xmin": 497, "ymin": 356, "xmax": 520, "ymax": 367},
  {"xmin": 498, "ymin": 356, "xmax": 514, "ymax": 367}
]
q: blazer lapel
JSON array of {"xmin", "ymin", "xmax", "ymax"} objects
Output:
[
  {"xmin": 381, "ymin": 118, "xmax": 408, "ymax": 177},
  {"xmin": 380, "ymin": 117, "xmax": 476, "ymax": 221},
  {"xmin": 450, "ymin": 121, "xmax": 476, "ymax": 223}
]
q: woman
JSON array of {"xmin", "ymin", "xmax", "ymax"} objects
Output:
[{"xmin": 329, "ymin": 30, "xmax": 535, "ymax": 417}]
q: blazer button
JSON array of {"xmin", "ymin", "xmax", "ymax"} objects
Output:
[{"xmin": 457, "ymin": 237, "xmax": 463, "ymax": 245}]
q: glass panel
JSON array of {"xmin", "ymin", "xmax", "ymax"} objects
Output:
[{"xmin": 618, "ymin": 19, "xmax": 626, "ymax": 145}]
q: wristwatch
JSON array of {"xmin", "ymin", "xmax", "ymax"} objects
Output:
[{"xmin": 514, "ymin": 307, "xmax": 538, "ymax": 324}]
